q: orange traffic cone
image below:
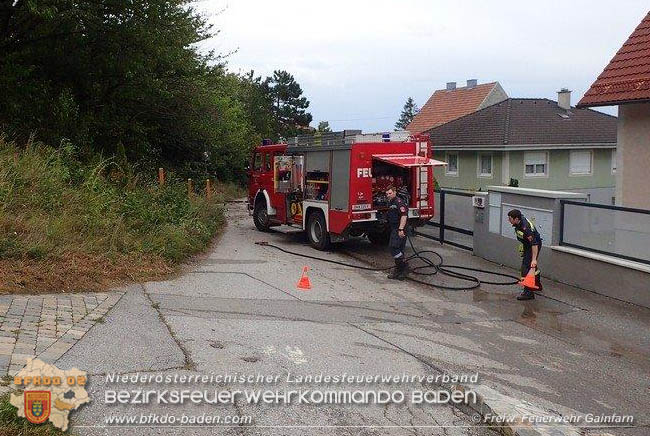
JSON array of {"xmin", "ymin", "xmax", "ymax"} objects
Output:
[
  {"xmin": 297, "ymin": 266, "xmax": 312, "ymax": 290},
  {"xmin": 519, "ymin": 271, "xmax": 539, "ymax": 290}
]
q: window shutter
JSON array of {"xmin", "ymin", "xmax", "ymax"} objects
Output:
[
  {"xmin": 570, "ymin": 151, "xmax": 592, "ymax": 174},
  {"xmin": 524, "ymin": 152, "xmax": 547, "ymax": 175},
  {"xmin": 524, "ymin": 152, "xmax": 546, "ymax": 166}
]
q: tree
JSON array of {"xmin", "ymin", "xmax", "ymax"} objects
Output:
[
  {"xmin": 0, "ymin": 0, "xmax": 217, "ymax": 163},
  {"xmin": 0, "ymin": 0, "xmax": 311, "ymax": 182},
  {"xmin": 239, "ymin": 70, "xmax": 277, "ymax": 142},
  {"xmin": 263, "ymin": 70, "xmax": 312, "ymax": 138},
  {"xmin": 395, "ymin": 97, "xmax": 420, "ymax": 130},
  {"xmin": 317, "ymin": 121, "xmax": 331, "ymax": 133}
]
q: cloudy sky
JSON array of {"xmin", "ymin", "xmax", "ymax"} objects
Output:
[{"xmin": 197, "ymin": 1, "xmax": 648, "ymax": 132}]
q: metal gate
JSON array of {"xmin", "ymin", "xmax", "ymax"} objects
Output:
[{"xmin": 416, "ymin": 189, "xmax": 474, "ymax": 251}]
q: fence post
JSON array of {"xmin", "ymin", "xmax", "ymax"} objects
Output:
[
  {"xmin": 187, "ymin": 178, "xmax": 193, "ymax": 197},
  {"xmin": 158, "ymin": 168, "xmax": 165, "ymax": 186},
  {"xmin": 206, "ymin": 179, "xmax": 212, "ymax": 200},
  {"xmin": 439, "ymin": 190, "xmax": 446, "ymax": 245}
]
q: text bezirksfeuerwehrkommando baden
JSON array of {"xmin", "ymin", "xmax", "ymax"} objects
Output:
[{"xmin": 104, "ymin": 389, "xmax": 477, "ymax": 406}]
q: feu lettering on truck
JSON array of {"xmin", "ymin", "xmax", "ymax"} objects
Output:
[{"xmin": 357, "ymin": 168, "xmax": 372, "ymax": 178}]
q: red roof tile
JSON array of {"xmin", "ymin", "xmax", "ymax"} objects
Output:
[
  {"xmin": 407, "ymin": 82, "xmax": 500, "ymax": 134},
  {"xmin": 578, "ymin": 12, "xmax": 650, "ymax": 107}
]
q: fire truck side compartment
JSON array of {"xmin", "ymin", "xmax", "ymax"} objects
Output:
[
  {"xmin": 305, "ymin": 151, "xmax": 330, "ymax": 173},
  {"xmin": 331, "ymin": 151, "xmax": 350, "ymax": 211}
]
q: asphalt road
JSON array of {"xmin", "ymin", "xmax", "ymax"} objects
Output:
[{"xmin": 60, "ymin": 201, "xmax": 649, "ymax": 435}]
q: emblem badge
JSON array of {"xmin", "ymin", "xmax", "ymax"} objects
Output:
[{"xmin": 25, "ymin": 391, "xmax": 51, "ymax": 424}]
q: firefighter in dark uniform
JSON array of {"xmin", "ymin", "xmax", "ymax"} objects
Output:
[
  {"xmin": 507, "ymin": 209, "xmax": 543, "ymax": 300},
  {"xmin": 386, "ymin": 186, "xmax": 409, "ymax": 280}
]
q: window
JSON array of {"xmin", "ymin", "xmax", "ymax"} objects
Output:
[
  {"xmin": 446, "ymin": 152, "xmax": 458, "ymax": 175},
  {"xmin": 569, "ymin": 150, "xmax": 592, "ymax": 175},
  {"xmin": 611, "ymin": 149, "xmax": 617, "ymax": 174},
  {"xmin": 524, "ymin": 152, "xmax": 547, "ymax": 177},
  {"xmin": 477, "ymin": 153, "xmax": 493, "ymax": 177},
  {"xmin": 263, "ymin": 153, "xmax": 272, "ymax": 172},
  {"xmin": 253, "ymin": 153, "xmax": 262, "ymax": 171}
]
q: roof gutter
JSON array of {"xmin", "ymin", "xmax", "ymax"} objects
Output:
[{"xmin": 576, "ymin": 98, "xmax": 650, "ymax": 108}]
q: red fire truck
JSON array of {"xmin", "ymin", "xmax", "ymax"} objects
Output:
[{"xmin": 247, "ymin": 131, "xmax": 445, "ymax": 250}]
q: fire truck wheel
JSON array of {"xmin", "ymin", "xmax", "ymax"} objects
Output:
[
  {"xmin": 253, "ymin": 202, "xmax": 271, "ymax": 232},
  {"xmin": 367, "ymin": 230, "xmax": 390, "ymax": 246},
  {"xmin": 307, "ymin": 211, "xmax": 330, "ymax": 250}
]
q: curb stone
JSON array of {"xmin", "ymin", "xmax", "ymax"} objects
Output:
[{"xmin": 442, "ymin": 381, "xmax": 582, "ymax": 436}]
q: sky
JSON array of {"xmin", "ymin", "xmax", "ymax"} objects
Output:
[{"xmin": 196, "ymin": 1, "xmax": 649, "ymax": 132}]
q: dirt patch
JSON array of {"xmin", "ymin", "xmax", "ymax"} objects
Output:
[{"xmin": 0, "ymin": 253, "xmax": 174, "ymax": 294}]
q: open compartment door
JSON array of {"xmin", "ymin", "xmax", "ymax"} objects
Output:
[
  {"xmin": 372, "ymin": 154, "xmax": 446, "ymax": 214},
  {"xmin": 372, "ymin": 154, "xmax": 447, "ymax": 168}
]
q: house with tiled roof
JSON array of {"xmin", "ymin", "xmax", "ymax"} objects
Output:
[
  {"xmin": 577, "ymin": 11, "xmax": 650, "ymax": 209},
  {"xmin": 427, "ymin": 90, "xmax": 618, "ymax": 203},
  {"xmin": 407, "ymin": 80, "xmax": 508, "ymax": 134}
]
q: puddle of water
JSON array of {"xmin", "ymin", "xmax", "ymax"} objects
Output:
[
  {"xmin": 472, "ymin": 288, "xmax": 514, "ymax": 302},
  {"xmin": 516, "ymin": 305, "xmax": 650, "ymax": 368}
]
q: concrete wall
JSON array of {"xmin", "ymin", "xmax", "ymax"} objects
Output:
[
  {"xmin": 473, "ymin": 187, "xmax": 650, "ymax": 308},
  {"xmin": 569, "ymin": 187, "xmax": 615, "ymax": 205},
  {"xmin": 617, "ymin": 103, "xmax": 650, "ymax": 209}
]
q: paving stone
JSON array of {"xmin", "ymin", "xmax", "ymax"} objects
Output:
[
  {"xmin": 8, "ymin": 367, "xmax": 23, "ymax": 376},
  {"xmin": 67, "ymin": 330, "xmax": 85, "ymax": 339},
  {"xmin": 13, "ymin": 345, "xmax": 35, "ymax": 354},
  {"xmin": 36, "ymin": 354, "xmax": 59, "ymax": 364},
  {"xmin": 0, "ymin": 343, "xmax": 15, "ymax": 354},
  {"xmin": 10, "ymin": 353, "xmax": 35, "ymax": 364},
  {"xmin": 0, "ymin": 292, "xmax": 123, "ymax": 376}
]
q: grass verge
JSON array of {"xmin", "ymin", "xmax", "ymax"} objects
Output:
[
  {"xmin": 0, "ymin": 135, "xmax": 244, "ymax": 293},
  {"xmin": 0, "ymin": 394, "xmax": 67, "ymax": 436}
]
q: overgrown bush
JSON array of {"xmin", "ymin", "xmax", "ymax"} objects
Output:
[{"xmin": 0, "ymin": 135, "xmax": 238, "ymax": 292}]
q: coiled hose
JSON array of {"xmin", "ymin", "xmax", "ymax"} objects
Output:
[{"xmin": 255, "ymin": 234, "xmax": 520, "ymax": 291}]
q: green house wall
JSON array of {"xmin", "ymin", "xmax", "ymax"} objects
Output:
[{"xmin": 432, "ymin": 149, "xmax": 615, "ymax": 192}]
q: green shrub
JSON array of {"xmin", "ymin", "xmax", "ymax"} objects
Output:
[{"xmin": 0, "ymin": 136, "xmax": 235, "ymax": 265}]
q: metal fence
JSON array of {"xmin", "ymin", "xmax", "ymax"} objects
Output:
[
  {"xmin": 560, "ymin": 200, "xmax": 650, "ymax": 265},
  {"xmin": 417, "ymin": 189, "xmax": 474, "ymax": 251}
]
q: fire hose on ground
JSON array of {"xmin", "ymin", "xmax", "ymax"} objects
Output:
[{"xmin": 255, "ymin": 235, "xmax": 521, "ymax": 291}]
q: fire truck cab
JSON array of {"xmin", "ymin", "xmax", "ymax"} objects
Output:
[{"xmin": 247, "ymin": 131, "xmax": 445, "ymax": 250}]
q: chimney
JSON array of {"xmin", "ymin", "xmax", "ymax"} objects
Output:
[
  {"xmin": 446, "ymin": 82, "xmax": 456, "ymax": 91},
  {"xmin": 467, "ymin": 79, "xmax": 477, "ymax": 89},
  {"xmin": 557, "ymin": 88, "xmax": 571, "ymax": 110}
]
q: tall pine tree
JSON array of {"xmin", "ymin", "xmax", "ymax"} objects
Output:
[
  {"xmin": 395, "ymin": 97, "xmax": 420, "ymax": 130},
  {"xmin": 263, "ymin": 70, "xmax": 312, "ymax": 139}
]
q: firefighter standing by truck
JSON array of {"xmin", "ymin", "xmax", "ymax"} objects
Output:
[
  {"xmin": 386, "ymin": 186, "xmax": 409, "ymax": 280},
  {"xmin": 507, "ymin": 209, "xmax": 543, "ymax": 300}
]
